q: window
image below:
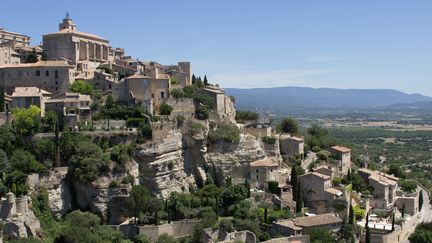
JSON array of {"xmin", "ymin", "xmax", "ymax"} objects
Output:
[
  {"xmin": 256, "ymin": 169, "xmax": 259, "ymax": 173},
  {"xmin": 271, "ymin": 169, "xmax": 273, "ymax": 172},
  {"xmin": 256, "ymin": 175, "xmax": 259, "ymax": 179},
  {"xmin": 55, "ymin": 70, "xmax": 58, "ymax": 79},
  {"xmin": 160, "ymin": 91, "xmax": 165, "ymax": 99},
  {"xmin": 45, "ymin": 70, "xmax": 49, "ymax": 77},
  {"xmin": 36, "ymin": 70, "xmax": 40, "ymax": 76}
]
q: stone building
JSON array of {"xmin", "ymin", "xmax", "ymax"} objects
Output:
[
  {"xmin": 0, "ymin": 28, "xmax": 31, "ymax": 47},
  {"xmin": 244, "ymin": 123, "xmax": 272, "ymax": 138},
  {"xmin": 279, "ymin": 135, "xmax": 305, "ymax": 160},
  {"xmin": 329, "ymin": 145, "xmax": 351, "ymax": 175},
  {"xmin": 45, "ymin": 92, "xmax": 91, "ymax": 129},
  {"xmin": 249, "ymin": 157, "xmax": 280, "ymax": 190},
  {"xmin": 202, "ymin": 86, "xmax": 236, "ymax": 121},
  {"xmin": 10, "ymin": 87, "xmax": 51, "ymax": 116},
  {"xmin": 115, "ymin": 73, "xmax": 170, "ymax": 114},
  {"xmin": 271, "ymin": 213, "xmax": 343, "ymax": 237},
  {"xmin": 358, "ymin": 168, "xmax": 399, "ymax": 209},
  {"xmin": 0, "ymin": 43, "xmax": 21, "ymax": 65},
  {"xmin": 299, "ymin": 171, "xmax": 344, "ymax": 213},
  {"xmin": 0, "ymin": 60, "xmax": 75, "ymax": 94},
  {"xmin": 43, "ymin": 15, "xmax": 112, "ymax": 70}
]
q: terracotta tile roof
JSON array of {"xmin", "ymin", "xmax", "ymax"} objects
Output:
[
  {"xmin": 331, "ymin": 145, "xmax": 351, "ymax": 153},
  {"xmin": 274, "ymin": 219, "xmax": 303, "ymax": 231},
  {"xmin": 358, "ymin": 168, "xmax": 399, "ymax": 186},
  {"xmin": 11, "ymin": 87, "xmax": 50, "ymax": 97},
  {"xmin": 301, "ymin": 172, "xmax": 331, "ymax": 181},
  {"xmin": 44, "ymin": 29, "xmax": 108, "ymax": 42},
  {"xmin": 293, "ymin": 213, "xmax": 343, "ymax": 227},
  {"xmin": 250, "ymin": 157, "xmax": 279, "ymax": 167},
  {"xmin": 126, "ymin": 73, "xmax": 152, "ymax": 79}
]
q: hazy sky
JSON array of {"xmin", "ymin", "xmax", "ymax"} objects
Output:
[{"xmin": 1, "ymin": 1, "xmax": 432, "ymax": 95}]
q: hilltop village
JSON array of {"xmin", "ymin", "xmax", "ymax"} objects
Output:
[{"xmin": 0, "ymin": 16, "xmax": 429, "ymax": 243}]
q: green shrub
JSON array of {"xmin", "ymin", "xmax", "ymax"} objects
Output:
[
  {"xmin": 235, "ymin": 111, "xmax": 259, "ymax": 122},
  {"xmin": 171, "ymin": 88, "xmax": 184, "ymax": 99},
  {"xmin": 127, "ymin": 118, "xmax": 145, "ymax": 127},
  {"xmin": 176, "ymin": 115, "xmax": 185, "ymax": 127},
  {"xmin": 208, "ymin": 122, "xmax": 240, "ymax": 143},
  {"xmin": 262, "ymin": 136, "xmax": 276, "ymax": 144},
  {"xmin": 267, "ymin": 181, "xmax": 279, "ymax": 194},
  {"xmin": 70, "ymin": 80, "xmax": 93, "ymax": 95},
  {"xmin": 109, "ymin": 180, "xmax": 120, "ymax": 188},
  {"xmin": 139, "ymin": 124, "xmax": 153, "ymax": 140},
  {"xmin": 159, "ymin": 103, "xmax": 173, "ymax": 115},
  {"xmin": 195, "ymin": 106, "xmax": 209, "ymax": 120}
]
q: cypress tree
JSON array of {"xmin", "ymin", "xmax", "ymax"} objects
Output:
[
  {"xmin": 348, "ymin": 203, "xmax": 354, "ymax": 225},
  {"xmin": 402, "ymin": 203, "xmax": 406, "ymax": 218},
  {"xmin": 419, "ymin": 190, "xmax": 424, "ymax": 210},
  {"xmin": 291, "ymin": 166, "xmax": 298, "ymax": 201},
  {"xmin": 391, "ymin": 212, "xmax": 395, "ymax": 232},
  {"xmin": 295, "ymin": 182, "xmax": 303, "ymax": 213},
  {"xmin": 0, "ymin": 85, "xmax": 4, "ymax": 112},
  {"xmin": 192, "ymin": 74, "xmax": 196, "ymax": 84},
  {"xmin": 204, "ymin": 75, "xmax": 208, "ymax": 86},
  {"xmin": 365, "ymin": 212, "xmax": 371, "ymax": 243}
]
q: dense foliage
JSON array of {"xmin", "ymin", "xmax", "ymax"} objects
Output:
[
  {"xmin": 235, "ymin": 111, "xmax": 259, "ymax": 123},
  {"xmin": 208, "ymin": 122, "xmax": 241, "ymax": 143}
]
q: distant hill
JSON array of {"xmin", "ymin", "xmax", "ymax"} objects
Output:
[{"xmin": 225, "ymin": 86, "xmax": 432, "ymax": 115}]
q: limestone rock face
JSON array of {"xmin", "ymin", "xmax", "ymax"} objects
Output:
[
  {"xmin": 135, "ymin": 132, "xmax": 196, "ymax": 198},
  {"xmin": 27, "ymin": 167, "xmax": 72, "ymax": 218},
  {"xmin": 2, "ymin": 210, "xmax": 41, "ymax": 240},
  {"xmin": 205, "ymin": 134, "xmax": 266, "ymax": 180}
]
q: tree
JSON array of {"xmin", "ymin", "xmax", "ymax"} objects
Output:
[
  {"xmin": 170, "ymin": 88, "xmax": 184, "ymax": 99},
  {"xmin": 25, "ymin": 48, "xmax": 38, "ymax": 63},
  {"xmin": 267, "ymin": 181, "xmax": 279, "ymax": 195},
  {"xmin": 12, "ymin": 105, "xmax": 41, "ymax": 136},
  {"xmin": 203, "ymin": 75, "xmax": 208, "ymax": 86},
  {"xmin": 0, "ymin": 124, "xmax": 16, "ymax": 155},
  {"xmin": 338, "ymin": 221, "xmax": 355, "ymax": 243},
  {"xmin": 348, "ymin": 203, "xmax": 354, "ymax": 225},
  {"xmin": 419, "ymin": 190, "xmax": 424, "ymax": 210},
  {"xmin": 399, "ymin": 179, "xmax": 417, "ymax": 193},
  {"xmin": 105, "ymin": 95, "xmax": 115, "ymax": 109},
  {"xmin": 409, "ymin": 222, "xmax": 432, "ymax": 243},
  {"xmin": 70, "ymin": 80, "xmax": 93, "ymax": 95},
  {"xmin": 69, "ymin": 141, "xmax": 109, "ymax": 182},
  {"xmin": 278, "ymin": 117, "xmax": 299, "ymax": 134},
  {"xmin": 290, "ymin": 166, "xmax": 298, "ymax": 201},
  {"xmin": 192, "ymin": 74, "xmax": 197, "ymax": 84},
  {"xmin": 388, "ymin": 164, "xmax": 406, "ymax": 179},
  {"xmin": 365, "ymin": 212, "xmax": 371, "ymax": 243},
  {"xmin": 9, "ymin": 149, "xmax": 45, "ymax": 174},
  {"xmin": 0, "ymin": 85, "xmax": 5, "ymax": 112},
  {"xmin": 127, "ymin": 185, "xmax": 152, "ymax": 224},
  {"xmin": 401, "ymin": 203, "xmax": 406, "ymax": 218},
  {"xmin": 295, "ymin": 182, "xmax": 303, "ymax": 213},
  {"xmin": 156, "ymin": 233, "xmax": 178, "ymax": 243},
  {"xmin": 159, "ymin": 103, "xmax": 173, "ymax": 115},
  {"xmin": 391, "ymin": 212, "xmax": 395, "ymax": 232},
  {"xmin": 309, "ymin": 228, "xmax": 337, "ymax": 243}
]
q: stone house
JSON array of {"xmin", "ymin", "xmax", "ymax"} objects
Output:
[
  {"xmin": 0, "ymin": 28, "xmax": 31, "ymax": 47},
  {"xmin": 244, "ymin": 123, "xmax": 272, "ymax": 138},
  {"xmin": 299, "ymin": 172, "xmax": 344, "ymax": 214},
  {"xmin": 10, "ymin": 87, "xmax": 51, "ymax": 116},
  {"xmin": 271, "ymin": 213, "xmax": 343, "ymax": 236},
  {"xmin": 0, "ymin": 43, "xmax": 21, "ymax": 65},
  {"xmin": 329, "ymin": 145, "xmax": 352, "ymax": 175},
  {"xmin": 45, "ymin": 92, "xmax": 91, "ymax": 129},
  {"xmin": 117, "ymin": 73, "xmax": 170, "ymax": 114},
  {"xmin": 358, "ymin": 168, "xmax": 399, "ymax": 209},
  {"xmin": 249, "ymin": 157, "xmax": 280, "ymax": 190},
  {"xmin": 279, "ymin": 135, "xmax": 304, "ymax": 161},
  {"xmin": 201, "ymin": 86, "xmax": 236, "ymax": 121},
  {"xmin": 0, "ymin": 60, "xmax": 75, "ymax": 94},
  {"xmin": 394, "ymin": 194, "xmax": 418, "ymax": 215}
]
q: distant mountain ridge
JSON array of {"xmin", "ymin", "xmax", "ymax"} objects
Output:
[{"xmin": 225, "ymin": 86, "xmax": 432, "ymax": 114}]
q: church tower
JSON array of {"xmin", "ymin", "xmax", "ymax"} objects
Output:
[{"xmin": 59, "ymin": 12, "xmax": 77, "ymax": 31}]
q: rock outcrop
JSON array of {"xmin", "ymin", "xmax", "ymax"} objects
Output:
[
  {"xmin": 27, "ymin": 167, "xmax": 72, "ymax": 218},
  {"xmin": 205, "ymin": 134, "xmax": 266, "ymax": 181},
  {"xmin": 135, "ymin": 132, "xmax": 197, "ymax": 198}
]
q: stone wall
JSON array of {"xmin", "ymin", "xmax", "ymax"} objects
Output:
[
  {"xmin": 262, "ymin": 235, "xmax": 310, "ymax": 243},
  {"xmin": 165, "ymin": 98, "xmax": 195, "ymax": 119},
  {"xmin": 394, "ymin": 195, "xmax": 418, "ymax": 215},
  {"xmin": 151, "ymin": 122, "xmax": 177, "ymax": 141},
  {"xmin": 112, "ymin": 219, "xmax": 200, "ymax": 241}
]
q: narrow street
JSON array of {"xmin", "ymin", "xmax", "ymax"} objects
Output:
[{"xmin": 302, "ymin": 151, "xmax": 316, "ymax": 171}]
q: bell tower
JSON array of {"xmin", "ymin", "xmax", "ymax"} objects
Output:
[{"xmin": 59, "ymin": 12, "xmax": 77, "ymax": 31}]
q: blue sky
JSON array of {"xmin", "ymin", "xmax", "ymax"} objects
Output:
[{"xmin": 1, "ymin": 1, "xmax": 432, "ymax": 95}]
